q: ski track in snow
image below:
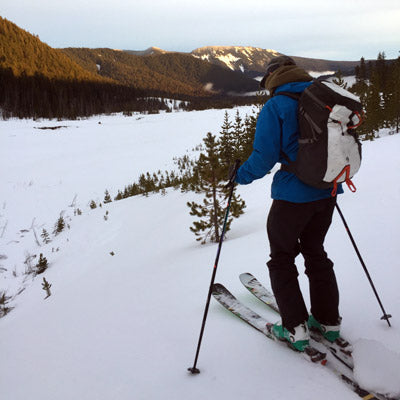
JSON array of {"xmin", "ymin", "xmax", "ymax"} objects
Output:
[{"xmin": 1, "ymin": 110, "xmax": 400, "ymax": 400}]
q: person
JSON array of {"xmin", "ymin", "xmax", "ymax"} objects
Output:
[{"xmin": 235, "ymin": 56, "xmax": 342, "ymax": 352}]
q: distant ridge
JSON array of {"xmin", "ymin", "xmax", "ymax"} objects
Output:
[
  {"xmin": 0, "ymin": 16, "xmax": 112, "ymax": 83},
  {"xmin": 124, "ymin": 47, "xmax": 169, "ymax": 56},
  {"xmin": 189, "ymin": 46, "xmax": 363, "ymax": 77},
  {"xmin": 121, "ymin": 45, "xmax": 366, "ymax": 79},
  {"xmin": 62, "ymin": 47, "xmax": 259, "ymax": 96}
]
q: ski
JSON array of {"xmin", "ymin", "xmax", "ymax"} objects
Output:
[
  {"xmin": 211, "ymin": 283, "xmax": 390, "ymax": 399},
  {"xmin": 238, "ymin": 273, "xmax": 398, "ymax": 400},
  {"xmin": 239, "ymin": 272, "xmax": 354, "ymax": 369},
  {"xmin": 212, "ymin": 282, "xmax": 396, "ymax": 400},
  {"xmin": 212, "ymin": 283, "xmax": 327, "ymax": 363}
]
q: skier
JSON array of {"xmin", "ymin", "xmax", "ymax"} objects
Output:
[{"xmin": 234, "ymin": 56, "xmax": 342, "ymax": 351}]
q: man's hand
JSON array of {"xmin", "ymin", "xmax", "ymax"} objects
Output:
[{"xmin": 225, "ymin": 159, "xmax": 241, "ymax": 189}]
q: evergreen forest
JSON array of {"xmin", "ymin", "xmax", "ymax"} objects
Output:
[
  {"xmin": 0, "ymin": 17, "xmax": 258, "ymax": 119},
  {"xmin": 352, "ymin": 53, "xmax": 400, "ymax": 137}
]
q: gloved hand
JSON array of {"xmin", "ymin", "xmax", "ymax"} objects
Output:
[{"xmin": 225, "ymin": 159, "xmax": 241, "ymax": 189}]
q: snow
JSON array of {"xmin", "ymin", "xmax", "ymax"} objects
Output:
[
  {"xmin": 353, "ymin": 339, "xmax": 400, "ymax": 397},
  {"xmin": 308, "ymin": 70, "xmax": 336, "ymax": 78},
  {"xmin": 326, "ymin": 75, "xmax": 357, "ymax": 88},
  {"xmin": 1, "ymin": 109, "xmax": 400, "ymax": 400},
  {"xmin": 0, "ymin": 109, "xmax": 253, "ymax": 296},
  {"xmin": 216, "ymin": 53, "xmax": 241, "ymax": 70}
]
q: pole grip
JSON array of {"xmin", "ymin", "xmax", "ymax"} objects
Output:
[{"xmin": 225, "ymin": 159, "xmax": 241, "ymax": 188}]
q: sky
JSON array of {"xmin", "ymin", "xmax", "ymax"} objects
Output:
[{"xmin": 2, "ymin": 0, "xmax": 400, "ymax": 61}]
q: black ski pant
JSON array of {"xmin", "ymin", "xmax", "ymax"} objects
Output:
[{"xmin": 266, "ymin": 197, "xmax": 339, "ymax": 331}]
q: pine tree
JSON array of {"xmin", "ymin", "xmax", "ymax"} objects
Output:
[
  {"xmin": 355, "ymin": 57, "xmax": 367, "ymax": 83},
  {"xmin": 232, "ymin": 110, "xmax": 244, "ymax": 160},
  {"xmin": 361, "ymin": 81, "xmax": 381, "ymax": 140},
  {"xmin": 90, "ymin": 200, "xmax": 97, "ymax": 209},
  {"xmin": 54, "ymin": 216, "xmax": 65, "ymax": 235},
  {"xmin": 187, "ymin": 132, "xmax": 245, "ymax": 244},
  {"xmin": 41, "ymin": 229, "xmax": 51, "ymax": 244},
  {"xmin": 42, "ymin": 277, "xmax": 52, "ymax": 298},
  {"xmin": 332, "ymin": 69, "xmax": 348, "ymax": 89},
  {"xmin": 218, "ymin": 111, "xmax": 235, "ymax": 175},
  {"xmin": 104, "ymin": 190, "xmax": 112, "ymax": 203},
  {"xmin": 35, "ymin": 253, "xmax": 48, "ymax": 274},
  {"xmin": 386, "ymin": 56, "xmax": 400, "ymax": 133},
  {"xmin": 240, "ymin": 111, "xmax": 258, "ymax": 161},
  {"xmin": 353, "ymin": 57, "xmax": 369, "ymax": 108}
]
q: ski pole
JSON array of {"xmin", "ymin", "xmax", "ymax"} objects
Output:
[
  {"xmin": 188, "ymin": 159, "xmax": 241, "ymax": 374},
  {"xmin": 335, "ymin": 202, "xmax": 392, "ymax": 327}
]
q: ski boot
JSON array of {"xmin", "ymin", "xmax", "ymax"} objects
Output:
[
  {"xmin": 307, "ymin": 315, "xmax": 341, "ymax": 343},
  {"xmin": 268, "ymin": 321, "xmax": 310, "ymax": 352}
]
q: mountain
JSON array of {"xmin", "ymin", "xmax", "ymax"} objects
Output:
[
  {"xmin": 0, "ymin": 17, "xmax": 260, "ymax": 119},
  {"xmin": 0, "ymin": 17, "xmax": 111, "ymax": 83},
  {"xmin": 290, "ymin": 55, "xmax": 361, "ymax": 77},
  {"xmin": 124, "ymin": 46, "xmax": 169, "ymax": 56},
  {"xmin": 191, "ymin": 46, "xmax": 283, "ymax": 78},
  {"xmin": 0, "ymin": 17, "xmax": 258, "ymax": 102},
  {"xmin": 62, "ymin": 48, "xmax": 260, "ymax": 96},
  {"xmin": 0, "ymin": 16, "xmax": 364, "ymax": 101},
  {"xmin": 190, "ymin": 46, "xmax": 362, "ymax": 78}
]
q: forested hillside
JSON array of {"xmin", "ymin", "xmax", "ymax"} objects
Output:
[
  {"xmin": 352, "ymin": 53, "xmax": 400, "ymax": 136},
  {"xmin": 0, "ymin": 17, "xmax": 170, "ymax": 119},
  {"xmin": 0, "ymin": 17, "xmax": 259, "ymax": 119},
  {"xmin": 62, "ymin": 48, "xmax": 259, "ymax": 95},
  {"xmin": 0, "ymin": 17, "xmax": 110, "ymax": 82}
]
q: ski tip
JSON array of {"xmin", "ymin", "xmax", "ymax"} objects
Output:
[
  {"xmin": 212, "ymin": 283, "xmax": 224, "ymax": 293},
  {"xmin": 212, "ymin": 283, "xmax": 235, "ymax": 298},
  {"xmin": 239, "ymin": 272, "xmax": 255, "ymax": 284}
]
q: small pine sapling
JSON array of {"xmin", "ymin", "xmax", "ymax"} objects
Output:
[
  {"xmin": 0, "ymin": 291, "xmax": 13, "ymax": 317},
  {"xmin": 41, "ymin": 229, "xmax": 51, "ymax": 244},
  {"xmin": 104, "ymin": 190, "xmax": 112, "ymax": 204},
  {"xmin": 42, "ymin": 277, "xmax": 52, "ymax": 299},
  {"xmin": 90, "ymin": 200, "xmax": 97, "ymax": 209},
  {"xmin": 35, "ymin": 253, "xmax": 48, "ymax": 275},
  {"xmin": 54, "ymin": 216, "xmax": 65, "ymax": 235}
]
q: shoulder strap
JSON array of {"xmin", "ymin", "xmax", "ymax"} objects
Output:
[
  {"xmin": 273, "ymin": 91, "xmax": 301, "ymax": 101},
  {"xmin": 274, "ymin": 91, "xmax": 300, "ymax": 174}
]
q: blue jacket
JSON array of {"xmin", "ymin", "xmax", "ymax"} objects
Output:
[{"xmin": 235, "ymin": 81, "xmax": 342, "ymax": 202}]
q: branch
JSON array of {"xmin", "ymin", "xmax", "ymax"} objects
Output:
[
  {"xmin": 30, "ymin": 218, "xmax": 41, "ymax": 247},
  {"xmin": 0, "ymin": 221, "xmax": 7, "ymax": 239}
]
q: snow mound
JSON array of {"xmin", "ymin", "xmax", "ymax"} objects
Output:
[{"xmin": 353, "ymin": 339, "xmax": 400, "ymax": 397}]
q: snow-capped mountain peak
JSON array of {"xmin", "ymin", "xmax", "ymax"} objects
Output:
[{"xmin": 191, "ymin": 46, "xmax": 282, "ymax": 75}]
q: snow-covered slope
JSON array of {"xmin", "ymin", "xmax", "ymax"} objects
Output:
[
  {"xmin": 0, "ymin": 108, "xmax": 252, "ymax": 298},
  {"xmin": 1, "ymin": 110, "xmax": 400, "ymax": 400}
]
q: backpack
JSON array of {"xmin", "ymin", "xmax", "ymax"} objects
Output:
[{"xmin": 275, "ymin": 79, "xmax": 363, "ymax": 196}]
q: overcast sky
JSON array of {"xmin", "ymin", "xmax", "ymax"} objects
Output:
[{"xmin": 2, "ymin": 0, "xmax": 399, "ymax": 61}]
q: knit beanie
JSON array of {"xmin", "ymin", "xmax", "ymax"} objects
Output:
[{"xmin": 262, "ymin": 65, "xmax": 312, "ymax": 93}]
